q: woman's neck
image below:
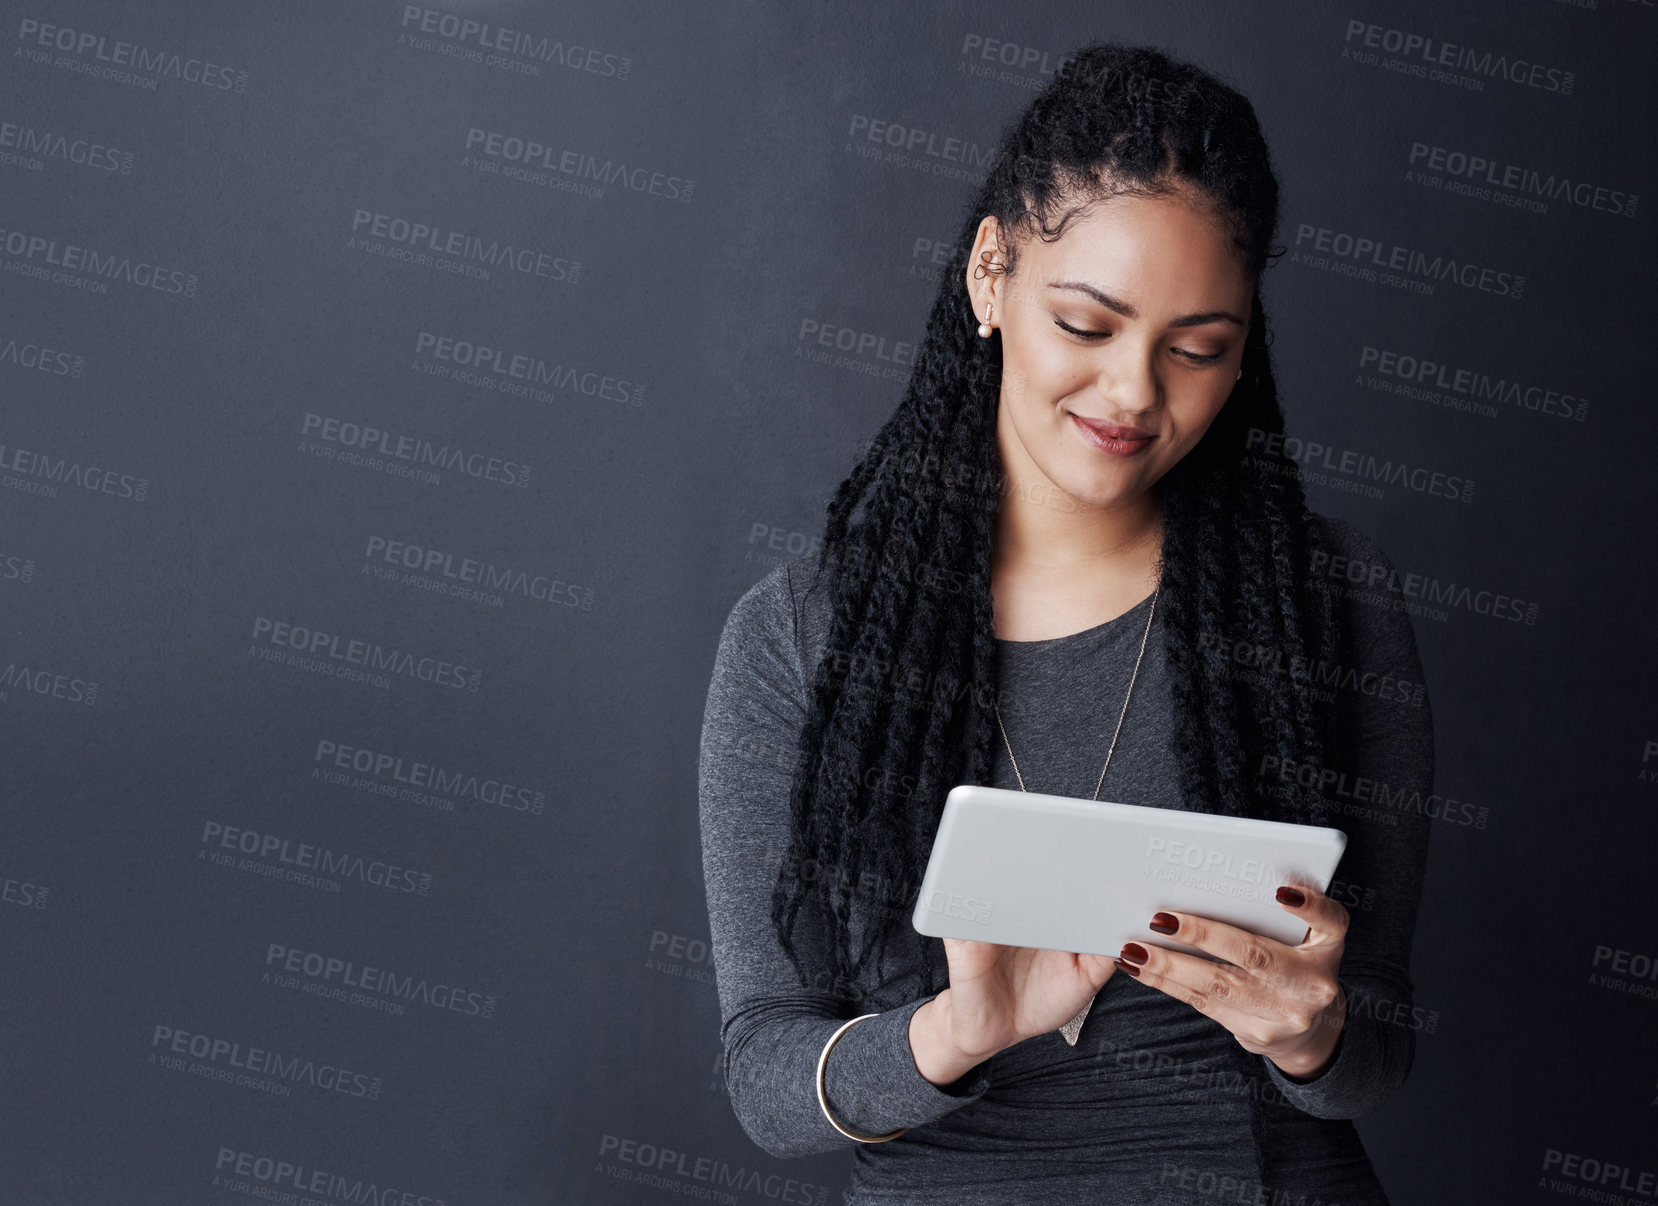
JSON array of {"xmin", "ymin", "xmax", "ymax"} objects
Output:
[
  {"xmin": 994, "ymin": 487, "xmax": 1162, "ymax": 569},
  {"xmin": 990, "ymin": 480, "xmax": 1164, "ymax": 641}
]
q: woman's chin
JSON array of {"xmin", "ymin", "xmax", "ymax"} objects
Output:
[{"xmin": 1053, "ymin": 467, "xmax": 1151, "ymax": 511}]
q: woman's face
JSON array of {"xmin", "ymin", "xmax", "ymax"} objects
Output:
[{"xmin": 967, "ymin": 190, "xmax": 1254, "ymax": 514}]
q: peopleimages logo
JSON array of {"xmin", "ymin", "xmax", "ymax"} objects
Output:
[
  {"xmin": 464, "ymin": 127, "xmax": 693, "ymax": 202},
  {"xmin": 0, "ymin": 332, "xmax": 83, "ymax": 377},
  {"xmin": 362, "ymin": 535, "xmax": 595, "ymax": 611},
  {"xmin": 923, "ymin": 890, "xmax": 992, "ymax": 924},
  {"xmin": 0, "ymin": 437, "xmax": 147, "ymax": 502},
  {"xmin": 598, "ymin": 1133, "xmax": 830, "ymax": 1205},
  {"xmin": 0, "ymin": 223, "xmax": 198, "ymax": 294},
  {"xmin": 1540, "ymin": 1149, "xmax": 1658, "ymax": 1202},
  {"xmin": 1259, "ymin": 754, "xmax": 1489, "ymax": 829},
  {"xmin": 413, "ymin": 331, "xmax": 644, "ymax": 407},
  {"xmin": 300, "ymin": 412, "xmax": 531, "ymax": 487},
  {"xmin": 312, "ymin": 737, "xmax": 547, "ymax": 815},
  {"xmin": 199, "ymin": 819, "xmax": 434, "ymax": 896},
  {"xmin": 398, "ymin": 5, "xmax": 631, "ymax": 80},
  {"xmin": 1357, "ymin": 345, "xmax": 1589, "ymax": 423},
  {"xmin": 1244, "ymin": 427, "xmax": 1474, "ymax": 504},
  {"xmin": 0, "ymin": 657, "xmax": 98, "ymax": 705},
  {"xmin": 0, "ymin": 549, "xmax": 36, "ymax": 583},
  {"xmin": 247, "ymin": 615, "xmax": 482, "ymax": 692},
  {"xmin": 1198, "ymin": 629, "xmax": 1428, "ymax": 710},
  {"xmin": 212, "ymin": 1146, "xmax": 448, "ymax": 1206},
  {"xmin": 1406, "ymin": 142, "xmax": 1637, "ymax": 219},
  {"xmin": 149, "ymin": 1024, "xmax": 383, "ymax": 1099},
  {"xmin": 845, "ymin": 112, "xmax": 995, "ymax": 177},
  {"xmin": 14, "ymin": 17, "xmax": 250, "ymax": 94},
  {"xmin": 1308, "ymin": 541, "xmax": 1540, "ymax": 627},
  {"xmin": 956, "ymin": 33, "xmax": 1066, "ymax": 88},
  {"xmin": 1291, "ymin": 220, "xmax": 1523, "ymax": 300},
  {"xmin": 264, "ymin": 942, "xmax": 497, "ymax": 1020},
  {"xmin": 348, "ymin": 208, "xmax": 580, "ymax": 284},
  {"xmin": 1341, "ymin": 19, "xmax": 1575, "ymax": 96},
  {"xmin": 1, "ymin": 869, "xmax": 48, "ymax": 909},
  {"xmin": 0, "ymin": 117, "xmax": 134, "ymax": 173},
  {"xmin": 1143, "ymin": 836, "xmax": 1295, "ymax": 886}
]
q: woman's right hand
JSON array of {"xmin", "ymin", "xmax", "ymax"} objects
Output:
[{"xmin": 908, "ymin": 939, "xmax": 1118, "ymax": 1085}]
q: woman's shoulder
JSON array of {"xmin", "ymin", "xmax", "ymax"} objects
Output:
[
  {"xmin": 711, "ymin": 562, "xmax": 805, "ymax": 695},
  {"xmin": 1307, "ymin": 509, "xmax": 1397, "ymax": 575},
  {"xmin": 703, "ymin": 561, "xmax": 814, "ymax": 743},
  {"xmin": 712, "ymin": 555, "xmax": 839, "ymax": 692},
  {"xmin": 722, "ymin": 560, "xmax": 799, "ymax": 642},
  {"xmin": 734, "ymin": 553, "xmax": 839, "ymax": 654},
  {"xmin": 1306, "ymin": 510, "xmax": 1410, "ymax": 620},
  {"xmin": 1303, "ymin": 508, "xmax": 1427, "ymax": 685}
]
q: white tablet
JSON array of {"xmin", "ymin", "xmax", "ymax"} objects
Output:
[{"xmin": 910, "ymin": 784, "xmax": 1347, "ymax": 961}]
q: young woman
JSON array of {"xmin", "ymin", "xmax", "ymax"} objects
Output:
[{"xmin": 699, "ymin": 41, "xmax": 1433, "ymax": 1206}]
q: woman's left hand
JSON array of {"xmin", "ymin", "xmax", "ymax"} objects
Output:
[{"xmin": 1115, "ymin": 883, "xmax": 1349, "ymax": 1080}]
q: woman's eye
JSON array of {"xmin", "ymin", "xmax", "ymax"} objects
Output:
[
  {"xmin": 1053, "ymin": 317, "xmax": 1227, "ymax": 366},
  {"xmin": 1053, "ymin": 317, "xmax": 1106, "ymax": 341}
]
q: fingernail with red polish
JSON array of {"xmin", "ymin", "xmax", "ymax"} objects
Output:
[
  {"xmin": 1276, "ymin": 885, "xmax": 1305, "ymax": 907},
  {"xmin": 1150, "ymin": 912, "xmax": 1179, "ymax": 935},
  {"xmin": 1114, "ymin": 957, "xmax": 1141, "ymax": 978},
  {"xmin": 1119, "ymin": 942, "xmax": 1149, "ymax": 965}
]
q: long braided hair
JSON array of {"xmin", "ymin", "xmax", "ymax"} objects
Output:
[{"xmin": 771, "ymin": 43, "xmax": 1345, "ymax": 1059}]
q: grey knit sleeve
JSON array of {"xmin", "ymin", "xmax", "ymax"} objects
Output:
[
  {"xmin": 1253, "ymin": 514, "xmax": 1437, "ymax": 1119},
  {"xmin": 697, "ymin": 562, "xmax": 993, "ymax": 1160}
]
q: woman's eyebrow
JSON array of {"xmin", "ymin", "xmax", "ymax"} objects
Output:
[{"xmin": 1047, "ymin": 280, "xmax": 1246, "ymax": 328}]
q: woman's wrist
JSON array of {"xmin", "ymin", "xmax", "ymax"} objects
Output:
[
  {"xmin": 907, "ymin": 990, "xmax": 989, "ymax": 1089},
  {"xmin": 1270, "ymin": 1030, "xmax": 1340, "ymax": 1082},
  {"xmin": 1269, "ymin": 983, "xmax": 1348, "ymax": 1081}
]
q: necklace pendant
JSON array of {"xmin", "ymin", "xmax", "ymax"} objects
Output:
[{"xmin": 1058, "ymin": 989, "xmax": 1098, "ymax": 1046}]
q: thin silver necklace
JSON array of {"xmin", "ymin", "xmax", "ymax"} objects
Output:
[
  {"xmin": 992, "ymin": 580, "xmax": 1160, "ymax": 1046},
  {"xmin": 993, "ymin": 581, "xmax": 1160, "ymax": 800}
]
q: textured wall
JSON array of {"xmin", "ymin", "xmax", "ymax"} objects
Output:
[{"xmin": 3, "ymin": 2, "xmax": 1654, "ymax": 1203}]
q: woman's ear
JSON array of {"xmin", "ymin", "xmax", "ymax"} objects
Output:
[{"xmin": 966, "ymin": 216, "xmax": 1006, "ymax": 327}]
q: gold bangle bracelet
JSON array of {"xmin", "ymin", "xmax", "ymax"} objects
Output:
[{"xmin": 815, "ymin": 1014, "xmax": 911, "ymax": 1143}]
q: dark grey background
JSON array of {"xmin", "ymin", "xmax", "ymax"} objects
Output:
[{"xmin": 3, "ymin": 2, "xmax": 1655, "ymax": 1203}]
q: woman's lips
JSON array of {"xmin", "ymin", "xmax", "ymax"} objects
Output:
[{"xmin": 1070, "ymin": 413, "xmax": 1154, "ymax": 455}]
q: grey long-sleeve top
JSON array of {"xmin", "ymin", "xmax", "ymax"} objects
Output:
[{"xmin": 698, "ymin": 512, "xmax": 1435, "ymax": 1205}]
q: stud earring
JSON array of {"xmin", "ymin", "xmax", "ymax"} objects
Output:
[
  {"xmin": 977, "ymin": 302, "xmax": 995, "ymax": 338},
  {"xmin": 1236, "ymin": 369, "xmax": 1242, "ymax": 380}
]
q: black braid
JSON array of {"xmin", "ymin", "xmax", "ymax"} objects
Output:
[{"xmin": 770, "ymin": 40, "xmax": 1348, "ymax": 1165}]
